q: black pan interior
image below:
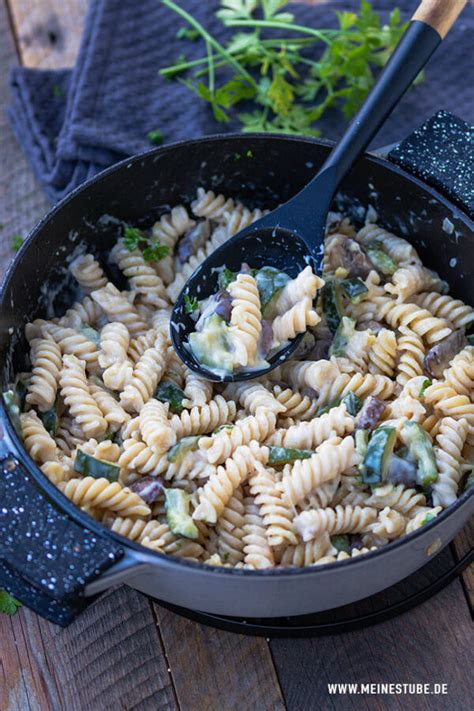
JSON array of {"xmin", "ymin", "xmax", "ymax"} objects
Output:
[{"xmin": 1, "ymin": 134, "xmax": 473, "ymax": 386}]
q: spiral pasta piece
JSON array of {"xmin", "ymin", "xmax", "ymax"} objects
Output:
[
  {"xmin": 193, "ymin": 442, "xmax": 266, "ymax": 523},
  {"xmin": 432, "ymin": 417, "xmax": 469, "ymax": 506},
  {"xmin": 411, "ymin": 292, "xmax": 474, "ymax": 330},
  {"xmin": 57, "ymin": 295, "xmax": 105, "ymax": 330},
  {"xmin": 79, "ymin": 438, "xmax": 121, "ymax": 463},
  {"xmin": 170, "ymin": 395, "xmax": 237, "ymax": 439},
  {"xmin": 242, "ymin": 495, "xmax": 275, "ymax": 569},
  {"xmin": 40, "ymin": 460, "xmax": 71, "ymax": 485},
  {"xmin": 223, "ymin": 205, "xmax": 268, "ymax": 236},
  {"xmin": 267, "ymin": 403, "xmax": 354, "ymax": 449},
  {"xmin": 368, "ymin": 328, "xmax": 397, "ymax": 377},
  {"xmin": 224, "ymin": 382, "xmax": 286, "ymax": 416},
  {"xmin": 405, "ymin": 507, "xmax": 442, "ymax": 534},
  {"xmin": 59, "ymin": 355, "xmax": 108, "ymax": 438},
  {"xmin": 99, "ymin": 322, "xmax": 133, "ymax": 390},
  {"xmin": 273, "ymin": 266, "xmax": 324, "ymax": 313},
  {"xmin": 215, "ymin": 488, "xmax": 246, "ymax": 565},
  {"xmin": 69, "ymin": 253, "xmax": 107, "ymax": 293},
  {"xmin": 295, "ymin": 504, "xmax": 378, "ymax": 542},
  {"xmin": 227, "ymin": 273, "xmax": 262, "ymax": 367},
  {"xmin": 249, "ymin": 462, "xmax": 297, "ymax": 546},
  {"xmin": 128, "ymin": 329, "xmax": 157, "ymax": 365},
  {"xmin": 104, "ymin": 515, "xmax": 171, "ymax": 543},
  {"xmin": 272, "ymin": 297, "xmax": 319, "ymax": 343},
  {"xmin": 200, "ymin": 410, "xmax": 276, "ymax": 464},
  {"xmin": 385, "ymin": 264, "xmax": 446, "ymax": 302},
  {"xmin": 314, "ymin": 371, "xmax": 396, "ymax": 409},
  {"xmin": 272, "ymin": 385, "xmax": 319, "ymax": 421},
  {"xmin": 91, "ymin": 283, "xmax": 148, "ymax": 337},
  {"xmin": 183, "ymin": 369, "xmax": 213, "ymax": 407},
  {"xmin": 43, "ymin": 323, "xmax": 100, "ymax": 373},
  {"xmin": 366, "ymin": 507, "xmax": 407, "ymax": 541},
  {"xmin": 21, "ymin": 410, "xmax": 60, "ymax": 463},
  {"xmin": 89, "ymin": 382, "xmax": 130, "ymax": 431},
  {"xmin": 356, "ymin": 223, "xmax": 421, "ymax": 265},
  {"xmin": 279, "ymin": 532, "xmax": 334, "ymax": 568},
  {"xmin": 58, "ymin": 477, "xmax": 150, "ymax": 517},
  {"xmin": 424, "ymin": 382, "xmax": 474, "ymax": 429},
  {"xmin": 191, "ymin": 187, "xmax": 236, "ymax": 220},
  {"xmin": 281, "ymin": 436, "xmax": 357, "ymax": 507},
  {"xmin": 395, "ymin": 326, "xmax": 425, "ymax": 386},
  {"xmin": 367, "ymin": 484, "xmax": 426, "ymax": 518},
  {"xmin": 443, "ymin": 347, "xmax": 474, "ymax": 396},
  {"xmin": 152, "ymin": 206, "xmax": 196, "ymax": 286},
  {"xmin": 139, "ymin": 399, "xmax": 176, "ymax": 455},
  {"xmin": 111, "ymin": 239, "xmax": 169, "ymax": 308},
  {"xmin": 120, "ymin": 335, "xmax": 167, "ymax": 413},
  {"xmin": 26, "ymin": 337, "xmax": 62, "ymax": 411},
  {"xmin": 378, "ymin": 300, "xmax": 452, "ymax": 344},
  {"xmin": 151, "ymin": 309, "xmax": 171, "ymax": 342}
]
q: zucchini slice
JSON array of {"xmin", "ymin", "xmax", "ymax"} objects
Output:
[
  {"xmin": 362, "ymin": 426, "xmax": 397, "ymax": 484},
  {"xmin": 74, "ymin": 449, "xmax": 120, "ymax": 481},
  {"xmin": 165, "ymin": 489, "xmax": 199, "ymax": 540}
]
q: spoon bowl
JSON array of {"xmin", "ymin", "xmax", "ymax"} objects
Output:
[{"xmin": 171, "ymin": 222, "xmax": 318, "ymax": 382}]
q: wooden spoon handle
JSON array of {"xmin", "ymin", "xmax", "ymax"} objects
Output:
[{"xmin": 412, "ymin": 0, "xmax": 467, "ymax": 38}]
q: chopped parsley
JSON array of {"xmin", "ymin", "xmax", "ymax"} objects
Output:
[{"xmin": 184, "ymin": 294, "xmax": 199, "ymax": 314}]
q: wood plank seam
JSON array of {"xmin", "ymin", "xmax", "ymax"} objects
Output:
[{"xmin": 148, "ymin": 596, "xmax": 183, "ymax": 711}]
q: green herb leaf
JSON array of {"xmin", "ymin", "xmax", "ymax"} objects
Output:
[
  {"xmin": 419, "ymin": 379, "xmax": 432, "ymax": 398},
  {"xmin": 0, "ymin": 590, "xmax": 22, "ymax": 616},
  {"xmin": 11, "ymin": 234, "xmax": 24, "ymax": 252},
  {"xmin": 184, "ymin": 294, "xmax": 199, "ymax": 314},
  {"xmin": 123, "ymin": 226, "xmax": 147, "ymax": 251},
  {"xmin": 147, "ymin": 129, "xmax": 164, "ymax": 145},
  {"xmin": 142, "ymin": 242, "xmax": 170, "ymax": 262},
  {"xmin": 161, "ymin": 0, "xmax": 410, "ymax": 138}
]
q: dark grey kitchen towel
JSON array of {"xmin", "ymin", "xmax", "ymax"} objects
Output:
[{"xmin": 7, "ymin": 0, "xmax": 474, "ymax": 202}]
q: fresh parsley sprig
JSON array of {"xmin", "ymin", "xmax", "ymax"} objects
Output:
[{"xmin": 160, "ymin": 0, "xmax": 411, "ymax": 136}]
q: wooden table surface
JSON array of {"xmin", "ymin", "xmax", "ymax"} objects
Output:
[{"xmin": 0, "ymin": 1, "xmax": 473, "ymax": 709}]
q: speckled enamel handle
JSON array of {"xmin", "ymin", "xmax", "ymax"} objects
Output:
[
  {"xmin": 388, "ymin": 110, "xmax": 474, "ymax": 218},
  {"xmin": 0, "ymin": 452, "xmax": 124, "ymax": 626},
  {"xmin": 413, "ymin": 0, "xmax": 467, "ymax": 39}
]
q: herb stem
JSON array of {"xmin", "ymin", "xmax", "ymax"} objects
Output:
[
  {"xmin": 160, "ymin": 0, "xmax": 257, "ymax": 86},
  {"xmin": 225, "ymin": 19, "xmax": 337, "ymax": 46}
]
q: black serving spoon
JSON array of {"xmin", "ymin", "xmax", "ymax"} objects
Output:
[{"xmin": 171, "ymin": 0, "xmax": 466, "ymax": 382}]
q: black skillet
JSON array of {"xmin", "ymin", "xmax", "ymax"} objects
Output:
[{"xmin": 0, "ymin": 110, "xmax": 472, "ymax": 627}]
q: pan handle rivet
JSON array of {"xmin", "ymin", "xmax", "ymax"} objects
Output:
[{"xmin": 425, "ymin": 538, "xmax": 442, "ymax": 557}]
